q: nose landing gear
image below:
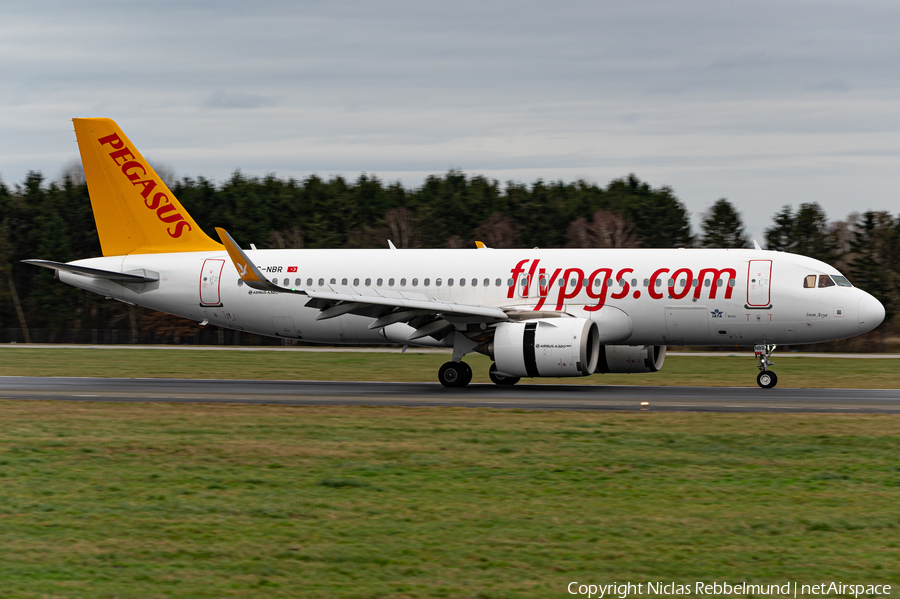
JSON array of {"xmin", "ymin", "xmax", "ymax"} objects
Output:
[{"xmin": 755, "ymin": 344, "xmax": 777, "ymax": 388}]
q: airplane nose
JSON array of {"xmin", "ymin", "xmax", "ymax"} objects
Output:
[{"xmin": 858, "ymin": 293, "xmax": 885, "ymax": 334}]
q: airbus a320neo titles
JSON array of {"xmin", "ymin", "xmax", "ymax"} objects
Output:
[{"xmin": 26, "ymin": 118, "xmax": 885, "ymax": 388}]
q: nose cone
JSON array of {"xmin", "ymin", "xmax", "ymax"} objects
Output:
[{"xmin": 858, "ymin": 293, "xmax": 885, "ymax": 334}]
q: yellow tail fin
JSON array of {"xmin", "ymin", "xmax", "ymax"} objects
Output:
[{"xmin": 73, "ymin": 117, "xmax": 222, "ymax": 256}]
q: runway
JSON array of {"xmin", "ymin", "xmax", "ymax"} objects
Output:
[{"xmin": 0, "ymin": 376, "xmax": 897, "ymax": 413}]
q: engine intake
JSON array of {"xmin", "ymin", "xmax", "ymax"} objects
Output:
[
  {"xmin": 492, "ymin": 318, "xmax": 600, "ymax": 377},
  {"xmin": 596, "ymin": 345, "xmax": 666, "ymax": 374}
]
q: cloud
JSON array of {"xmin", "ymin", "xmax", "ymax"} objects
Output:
[
  {"xmin": 204, "ymin": 91, "xmax": 277, "ymax": 110},
  {"xmin": 1, "ymin": 0, "xmax": 899, "ymax": 240}
]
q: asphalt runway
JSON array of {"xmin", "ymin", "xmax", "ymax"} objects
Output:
[{"xmin": 0, "ymin": 376, "xmax": 897, "ymax": 413}]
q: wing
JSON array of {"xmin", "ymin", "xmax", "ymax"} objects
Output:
[{"xmin": 216, "ymin": 229, "xmax": 509, "ymax": 341}]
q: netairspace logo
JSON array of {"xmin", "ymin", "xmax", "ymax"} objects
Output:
[{"xmin": 567, "ymin": 581, "xmax": 892, "ymax": 598}]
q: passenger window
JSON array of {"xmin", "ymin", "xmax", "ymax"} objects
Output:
[
  {"xmin": 237, "ymin": 279, "xmax": 244, "ymax": 287},
  {"xmin": 558, "ymin": 279, "xmax": 565, "ymax": 287},
  {"xmin": 436, "ymin": 278, "xmax": 442, "ymax": 287},
  {"xmin": 448, "ymin": 278, "xmax": 454, "ymax": 286},
  {"xmin": 412, "ymin": 278, "xmax": 418, "ymax": 286},
  {"xmin": 483, "ymin": 278, "xmax": 490, "ymax": 286},
  {"xmin": 400, "ymin": 278, "xmax": 406, "ymax": 286},
  {"xmin": 803, "ymin": 275, "xmax": 816, "ymax": 288},
  {"xmin": 496, "ymin": 278, "xmax": 502, "ymax": 286},
  {"xmin": 283, "ymin": 278, "xmax": 289, "ymax": 286},
  {"xmin": 318, "ymin": 278, "xmax": 324, "ymax": 286},
  {"xmin": 341, "ymin": 278, "xmax": 348, "ymax": 285},
  {"xmin": 330, "ymin": 278, "xmax": 336, "ymax": 285},
  {"xmin": 818, "ymin": 275, "xmax": 835, "ymax": 288},
  {"xmin": 507, "ymin": 278, "xmax": 513, "ymax": 286},
  {"xmin": 472, "ymin": 278, "xmax": 478, "ymax": 287},
  {"xmin": 353, "ymin": 278, "xmax": 359, "ymax": 286},
  {"xmin": 424, "ymin": 278, "xmax": 430, "ymax": 286},
  {"xmin": 643, "ymin": 279, "xmax": 649, "ymax": 287},
  {"xmin": 459, "ymin": 278, "xmax": 465, "ymax": 286},
  {"xmin": 377, "ymin": 278, "xmax": 383, "ymax": 286},
  {"xmin": 295, "ymin": 278, "xmax": 301, "ymax": 286},
  {"xmin": 388, "ymin": 278, "xmax": 395, "ymax": 286},
  {"xmin": 728, "ymin": 279, "xmax": 735, "ymax": 287},
  {"xmin": 365, "ymin": 278, "xmax": 371, "ymax": 286},
  {"xmin": 307, "ymin": 278, "xmax": 313, "ymax": 286}
]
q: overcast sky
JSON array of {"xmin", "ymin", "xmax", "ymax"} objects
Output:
[{"xmin": 2, "ymin": 0, "xmax": 898, "ymax": 241}]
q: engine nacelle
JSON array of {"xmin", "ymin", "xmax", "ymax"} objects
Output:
[
  {"xmin": 596, "ymin": 345, "xmax": 666, "ymax": 374},
  {"xmin": 493, "ymin": 318, "xmax": 600, "ymax": 377}
]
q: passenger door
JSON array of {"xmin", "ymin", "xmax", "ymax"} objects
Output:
[
  {"xmin": 747, "ymin": 260, "xmax": 772, "ymax": 307},
  {"xmin": 200, "ymin": 259, "xmax": 225, "ymax": 306}
]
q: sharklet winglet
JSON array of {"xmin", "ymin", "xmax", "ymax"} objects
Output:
[{"xmin": 215, "ymin": 227, "xmax": 305, "ymax": 295}]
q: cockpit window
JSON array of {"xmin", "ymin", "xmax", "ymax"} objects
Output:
[
  {"xmin": 818, "ymin": 275, "xmax": 835, "ymax": 288},
  {"xmin": 832, "ymin": 275, "xmax": 852, "ymax": 287},
  {"xmin": 803, "ymin": 275, "xmax": 816, "ymax": 288}
]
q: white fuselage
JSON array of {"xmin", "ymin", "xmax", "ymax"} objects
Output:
[{"xmin": 58, "ymin": 247, "xmax": 883, "ymax": 347}]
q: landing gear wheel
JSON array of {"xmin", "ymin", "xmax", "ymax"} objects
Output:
[
  {"xmin": 439, "ymin": 361, "xmax": 471, "ymax": 388},
  {"xmin": 459, "ymin": 362, "xmax": 473, "ymax": 386},
  {"xmin": 757, "ymin": 371, "xmax": 778, "ymax": 389},
  {"xmin": 489, "ymin": 363, "xmax": 520, "ymax": 386}
]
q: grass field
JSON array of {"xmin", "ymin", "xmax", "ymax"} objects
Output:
[
  {"xmin": 0, "ymin": 347, "xmax": 899, "ymax": 388},
  {"xmin": 0, "ymin": 401, "xmax": 898, "ymax": 598}
]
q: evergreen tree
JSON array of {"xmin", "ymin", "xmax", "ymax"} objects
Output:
[
  {"xmin": 700, "ymin": 198, "xmax": 749, "ymax": 248},
  {"xmin": 848, "ymin": 211, "xmax": 899, "ymax": 324}
]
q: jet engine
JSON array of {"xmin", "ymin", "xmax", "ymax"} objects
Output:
[
  {"xmin": 491, "ymin": 318, "xmax": 600, "ymax": 377},
  {"xmin": 595, "ymin": 345, "xmax": 666, "ymax": 374}
]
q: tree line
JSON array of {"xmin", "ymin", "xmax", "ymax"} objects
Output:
[{"xmin": 0, "ymin": 170, "xmax": 896, "ymax": 345}]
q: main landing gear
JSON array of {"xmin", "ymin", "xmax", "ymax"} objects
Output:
[
  {"xmin": 755, "ymin": 344, "xmax": 777, "ymax": 389},
  {"xmin": 438, "ymin": 361, "xmax": 473, "ymax": 388}
]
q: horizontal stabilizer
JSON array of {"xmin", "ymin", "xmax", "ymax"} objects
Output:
[{"xmin": 22, "ymin": 260, "xmax": 158, "ymax": 283}]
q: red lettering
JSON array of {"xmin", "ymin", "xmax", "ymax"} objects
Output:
[
  {"xmin": 522, "ymin": 260, "xmax": 541, "ymax": 298},
  {"xmin": 508, "ymin": 259, "xmax": 529, "ymax": 299},
  {"xmin": 669, "ymin": 268, "xmax": 693, "ymax": 300},
  {"xmin": 611, "ymin": 268, "xmax": 634, "ymax": 300},
  {"xmin": 133, "ymin": 179, "xmax": 157, "ymax": 198},
  {"xmin": 555, "ymin": 268, "xmax": 584, "ymax": 310},
  {"xmin": 121, "ymin": 161, "xmax": 146, "ymax": 182},
  {"xmin": 584, "ymin": 268, "xmax": 613, "ymax": 312},
  {"xmin": 694, "ymin": 268, "xmax": 737, "ymax": 300},
  {"xmin": 108, "ymin": 147, "xmax": 135, "ymax": 166},
  {"xmin": 156, "ymin": 204, "xmax": 184, "ymax": 223},
  {"xmin": 168, "ymin": 220, "xmax": 192, "ymax": 238},
  {"xmin": 648, "ymin": 268, "xmax": 669, "ymax": 300},
  {"xmin": 533, "ymin": 268, "xmax": 562, "ymax": 311},
  {"xmin": 145, "ymin": 192, "xmax": 169, "ymax": 210},
  {"xmin": 97, "ymin": 133, "xmax": 124, "ymax": 149}
]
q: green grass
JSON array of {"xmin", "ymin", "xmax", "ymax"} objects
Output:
[
  {"xmin": 0, "ymin": 401, "xmax": 898, "ymax": 598},
  {"xmin": 0, "ymin": 347, "xmax": 898, "ymax": 388}
]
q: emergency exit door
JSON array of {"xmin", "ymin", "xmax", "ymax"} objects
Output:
[
  {"xmin": 747, "ymin": 260, "xmax": 772, "ymax": 307},
  {"xmin": 200, "ymin": 259, "xmax": 225, "ymax": 306}
]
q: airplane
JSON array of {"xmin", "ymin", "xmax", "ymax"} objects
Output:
[{"xmin": 25, "ymin": 118, "xmax": 885, "ymax": 389}]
